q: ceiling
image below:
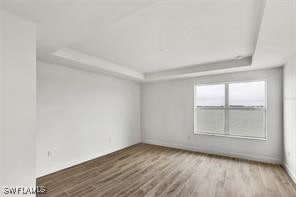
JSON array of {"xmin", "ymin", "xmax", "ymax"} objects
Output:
[{"xmin": 1, "ymin": 0, "xmax": 295, "ymax": 81}]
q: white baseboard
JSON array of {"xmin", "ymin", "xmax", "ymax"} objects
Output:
[
  {"xmin": 142, "ymin": 138, "xmax": 282, "ymax": 164},
  {"xmin": 37, "ymin": 137, "xmax": 296, "ymax": 185},
  {"xmin": 283, "ymin": 163, "xmax": 296, "ymax": 184},
  {"xmin": 37, "ymin": 141, "xmax": 140, "ymax": 178}
]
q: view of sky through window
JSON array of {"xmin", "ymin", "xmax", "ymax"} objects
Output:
[
  {"xmin": 229, "ymin": 81, "xmax": 265, "ymax": 107},
  {"xmin": 195, "ymin": 81, "xmax": 265, "ymax": 107},
  {"xmin": 195, "ymin": 84, "xmax": 225, "ymax": 107}
]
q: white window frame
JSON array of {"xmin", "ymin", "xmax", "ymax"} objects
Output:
[{"xmin": 193, "ymin": 80, "xmax": 267, "ymax": 140}]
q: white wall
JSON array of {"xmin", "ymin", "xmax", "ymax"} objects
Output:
[
  {"xmin": 142, "ymin": 68, "xmax": 283, "ymax": 164},
  {"xmin": 37, "ymin": 61, "xmax": 141, "ymax": 177},
  {"xmin": 0, "ymin": 10, "xmax": 36, "ymax": 191},
  {"xmin": 0, "ymin": 10, "xmax": 4, "ymax": 188},
  {"xmin": 283, "ymin": 56, "xmax": 296, "ymax": 183}
]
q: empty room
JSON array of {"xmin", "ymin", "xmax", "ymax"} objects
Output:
[{"xmin": 1, "ymin": 0, "xmax": 296, "ymax": 196}]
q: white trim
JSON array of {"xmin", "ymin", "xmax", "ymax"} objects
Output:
[
  {"xmin": 282, "ymin": 163, "xmax": 296, "ymax": 184},
  {"xmin": 144, "ymin": 65, "xmax": 284, "ymax": 82},
  {"xmin": 225, "ymin": 83, "xmax": 230, "ymax": 134},
  {"xmin": 50, "ymin": 49, "xmax": 283, "ymax": 83},
  {"xmin": 53, "ymin": 48, "xmax": 144, "ymax": 81},
  {"xmin": 193, "ymin": 131, "xmax": 267, "ymax": 141},
  {"xmin": 142, "ymin": 138, "xmax": 282, "ymax": 164},
  {"xmin": 37, "ymin": 141, "xmax": 140, "ymax": 178},
  {"xmin": 193, "ymin": 80, "xmax": 267, "ymax": 140},
  {"xmin": 145, "ymin": 56, "xmax": 252, "ymax": 80},
  {"xmin": 38, "ymin": 139, "xmax": 295, "ymax": 184}
]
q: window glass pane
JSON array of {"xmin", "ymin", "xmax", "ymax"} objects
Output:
[
  {"xmin": 195, "ymin": 84, "xmax": 225, "ymax": 107},
  {"xmin": 195, "ymin": 108, "xmax": 224, "ymax": 134},
  {"xmin": 194, "ymin": 81, "xmax": 266, "ymax": 139},
  {"xmin": 229, "ymin": 81, "xmax": 265, "ymax": 107},
  {"xmin": 229, "ymin": 110, "xmax": 266, "ymax": 138}
]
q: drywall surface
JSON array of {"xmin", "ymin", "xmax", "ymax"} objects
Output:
[
  {"xmin": 37, "ymin": 61, "xmax": 141, "ymax": 177},
  {"xmin": 142, "ymin": 68, "xmax": 283, "ymax": 163},
  {"xmin": 283, "ymin": 56, "xmax": 296, "ymax": 183},
  {"xmin": 0, "ymin": 10, "xmax": 36, "ymax": 193},
  {"xmin": 0, "ymin": 10, "xmax": 3, "ymax": 188}
]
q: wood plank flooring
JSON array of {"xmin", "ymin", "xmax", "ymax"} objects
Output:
[{"xmin": 37, "ymin": 144, "xmax": 296, "ymax": 197}]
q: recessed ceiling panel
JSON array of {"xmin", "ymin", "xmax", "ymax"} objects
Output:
[{"xmin": 70, "ymin": 0, "xmax": 264, "ymax": 73}]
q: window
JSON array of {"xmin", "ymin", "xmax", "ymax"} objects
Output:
[{"xmin": 194, "ymin": 80, "xmax": 266, "ymax": 139}]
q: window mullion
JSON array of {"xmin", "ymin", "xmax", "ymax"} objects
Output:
[{"xmin": 224, "ymin": 83, "xmax": 229, "ymax": 135}]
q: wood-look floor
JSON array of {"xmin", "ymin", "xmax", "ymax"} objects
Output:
[{"xmin": 37, "ymin": 144, "xmax": 296, "ymax": 197}]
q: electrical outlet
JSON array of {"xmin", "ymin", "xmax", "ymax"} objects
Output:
[
  {"xmin": 108, "ymin": 137, "xmax": 112, "ymax": 143},
  {"xmin": 48, "ymin": 151, "xmax": 52, "ymax": 157}
]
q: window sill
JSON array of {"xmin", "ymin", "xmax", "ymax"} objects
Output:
[{"xmin": 193, "ymin": 131, "xmax": 267, "ymax": 141}]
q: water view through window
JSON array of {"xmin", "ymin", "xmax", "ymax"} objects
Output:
[{"xmin": 194, "ymin": 81, "xmax": 266, "ymax": 139}]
